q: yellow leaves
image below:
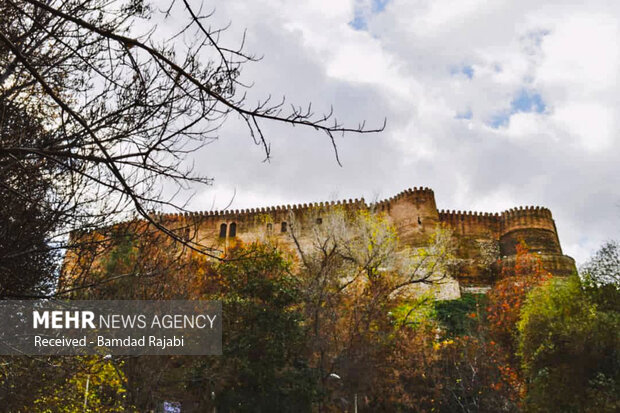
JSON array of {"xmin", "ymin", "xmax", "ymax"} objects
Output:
[
  {"xmin": 32, "ymin": 357, "xmax": 133, "ymax": 412},
  {"xmin": 433, "ymin": 339, "xmax": 455, "ymax": 351}
]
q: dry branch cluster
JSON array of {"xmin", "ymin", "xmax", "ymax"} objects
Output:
[{"xmin": 0, "ymin": 0, "xmax": 382, "ymax": 297}]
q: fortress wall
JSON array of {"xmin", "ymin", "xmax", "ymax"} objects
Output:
[
  {"xmin": 499, "ymin": 206, "xmax": 556, "ymax": 234},
  {"xmin": 498, "ymin": 254, "xmax": 577, "ymax": 278},
  {"xmin": 437, "ymin": 206, "xmax": 562, "ymax": 255},
  {"xmin": 62, "ymin": 187, "xmax": 575, "ymax": 290},
  {"xmin": 151, "ymin": 194, "xmax": 566, "ymax": 278},
  {"xmin": 438, "ymin": 210, "xmax": 500, "ymax": 238},
  {"xmin": 372, "ymin": 187, "xmax": 439, "ymax": 244},
  {"xmin": 436, "ymin": 206, "xmax": 569, "ymax": 283},
  {"xmin": 437, "ymin": 210, "xmax": 501, "ymax": 284},
  {"xmin": 498, "ymin": 207, "xmax": 562, "ymax": 256},
  {"xmin": 155, "ymin": 189, "xmax": 443, "ymax": 249},
  {"xmin": 152, "ymin": 198, "xmax": 369, "ymax": 249},
  {"xmin": 154, "ymin": 187, "xmax": 438, "ymax": 247}
]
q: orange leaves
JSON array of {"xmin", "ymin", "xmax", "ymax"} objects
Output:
[
  {"xmin": 483, "ymin": 241, "xmax": 552, "ymax": 405},
  {"xmin": 488, "ymin": 242, "xmax": 551, "ymax": 341}
]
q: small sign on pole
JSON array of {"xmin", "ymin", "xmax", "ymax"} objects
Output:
[{"xmin": 163, "ymin": 401, "xmax": 181, "ymax": 413}]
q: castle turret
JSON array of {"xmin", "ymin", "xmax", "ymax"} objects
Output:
[
  {"xmin": 497, "ymin": 206, "xmax": 575, "ymax": 277},
  {"xmin": 62, "ymin": 186, "xmax": 576, "ymax": 293},
  {"xmin": 499, "ymin": 206, "xmax": 561, "ymax": 256},
  {"xmin": 152, "ymin": 188, "xmax": 577, "ymax": 282},
  {"xmin": 373, "ymin": 187, "xmax": 439, "ymax": 244}
]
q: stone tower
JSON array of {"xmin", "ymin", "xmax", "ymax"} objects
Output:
[{"xmin": 62, "ymin": 186, "xmax": 576, "ymax": 293}]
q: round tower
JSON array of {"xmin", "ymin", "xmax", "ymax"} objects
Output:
[
  {"xmin": 498, "ymin": 206, "xmax": 575, "ymax": 277},
  {"xmin": 376, "ymin": 187, "xmax": 440, "ymax": 245},
  {"xmin": 499, "ymin": 206, "xmax": 562, "ymax": 256}
]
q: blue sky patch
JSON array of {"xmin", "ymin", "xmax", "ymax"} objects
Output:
[
  {"xmin": 488, "ymin": 89, "xmax": 546, "ymax": 128},
  {"xmin": 349, "ymin": 0, "xmax": 392, "ymax": 31},
  {"xmin": 455, "ymin": 109, "xmax": 473, "ymax": 120},
  {"xmin": 450, "ymin": 65, "xmax": 474, "ymax": 79},
  {"xmin": 349, "ymin": 15, "xmax": 368, "ymax": 31},
  {"xmin": 511, "ymin": 89, "xmax": 545, "ymax": 113},
  {"xmin": 372, "ymin": 0, "xmax": 390, "ymax": 13},
  {"xmin": 489, "ymin": 112, "xmax": 510, "ymax": 128}
]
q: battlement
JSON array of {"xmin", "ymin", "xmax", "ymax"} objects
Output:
[
  {"xmin": 438, "ymin": 206, "xmax": 555, "ymax": 233},
  {"xmin": 499, "ymin": 206, "xmax": 555, "ymax": 234},
  {"xmin": 438, "ymin": 205, "xmax": 552, "ymax": 224},
  {"xmin": 65, "ymin": 186, "xmax": 574, "ymax": 291},
  {"xmin": 152, "ymin": 186, "xmax": 438, "ymax": 222},
  {"xmin": 438, "ymin": 209, "xmax": 500, "ymax": 223},
  {"xmin": 153, "ymin": 197, "xmax": 368, "ymax": 222},
  {"xmin": 371, "ymin": 187, "xmax": 435, "ymax": 212},
  {"xmin": 154, "ymin": 187, "xmax": 439, "ymax": 221}
]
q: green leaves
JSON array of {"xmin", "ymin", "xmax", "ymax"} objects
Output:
[
  {"xmin": 518, "ymin": 275, "xmax": 620, "ymax": 412},
  {"xmin": 205, "ymin": 245, "xmax": 318, "ymax": 412}
]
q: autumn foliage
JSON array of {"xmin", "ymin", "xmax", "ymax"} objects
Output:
[
  {"xmin": 484, "ymin": 241, "xmax": 552, "ymax": 405},
  {"xmin": 487, "ymin": 242, "xmax": 551, "ymax": 348},
  {"xmin": 14, "ymin": 209, "xmax": 618, "ymax": 412}
]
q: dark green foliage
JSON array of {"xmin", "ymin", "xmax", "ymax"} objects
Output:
[
  {"xmin": 434, "ymin": 293, "xmax": 487, "ymax": 337},
  {"xmin": 199, "ymin": 246, "xmax": 319, "ymax": 412},
  {"xmin": 103, "ymin": 233, "xmax": 139, "ymax": 276},
  {"xmin": 0, "ymin": 101, "xmax": 59, "ymax": 298},
  {"xmin": 111, "ymin": 245, "xmax": 319, "ymax": 411},
  {"xmin": 518, "ymin": 276, "xmax": 620, "ymax": 412},
  {"xmin": 518, "ymin": 242, "xmax": 620, "ymax": 412}
]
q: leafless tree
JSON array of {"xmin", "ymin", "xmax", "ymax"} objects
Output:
[
  {"xmin": 0, "ymin": 0, "xmax": 384, "ymax": 298},
  {"xmin": 0, "ymin": 2, "xmax": 384, "ymax": 408}
]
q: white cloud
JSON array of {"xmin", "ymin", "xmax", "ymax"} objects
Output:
[
  {"xmin": 175, "ymin": 0, "xmax": 620, "ymax": 265},
  {"xmin": 552, "ymin": 103, "xmax": 614, "ymax": 152},
  {"xmin": 536, "ymin": 13, "xmax": 619, "ymax": 92}
]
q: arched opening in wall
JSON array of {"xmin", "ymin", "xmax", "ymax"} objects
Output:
[
  {"xmin": 229, "ymin": 222, "xmax": 237, "ymax": 237},
  {"xmin": 219, "ymin": 223, "xmax": 227, "ymax": 238},
  {"xmin": 316, "ymin": 217, "xmax": 323, "ymax": 225},
  {"xmin": 418, "ymin": 216, "xmax": 422, "ymax": 225},
  {"xmin": 281, "ymin": 222, "xmax": 287, "ymax": 233},
  {"xmin": 266, "ymin": 223, "xmax": 273, "ymax": 233},
  {"xmin": 184, "ymin": 227, "xmax": 191, "ymax": 241}
]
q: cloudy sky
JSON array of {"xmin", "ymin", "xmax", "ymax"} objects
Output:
[{"xmin": 177, "ymin": 0, "xmax": 619, "ymax": 264}]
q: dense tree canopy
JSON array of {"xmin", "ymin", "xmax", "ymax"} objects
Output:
[
  {"xmin": 0, "ymin": 100, "xmax": 61, "ymax": 297},
  {"xmin": 518, "ymin": 275, "xmax": 619, "ymax": 412},
  {"xmin": 518, "ymin": 241, "xmax": 620, "ymax": 412}
]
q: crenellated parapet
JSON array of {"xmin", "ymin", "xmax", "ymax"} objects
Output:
[
  {"xmin": 435, "ymin": 203, "xmax": 571, "ymax": 282},
  {"xmin": 499, "ymin": 206, "xmax": 555, "ymax": 235},
  {"xmin": 438, "ymin": 210, "xmax": 501, "ymax": 220},
  {"xmin": 497, "ymin": 206, "xmax": 562, "ymax": 256},
  {"xmin": 152, "ymin": 187, "xmax": 439, "ymax": 223},
  {"xmin": 64, "ymin": 185, "xmax": 576, "ymax": 292},
  {"xmin": 371, "ymin": 186, "xmax": 435, "ymax": 213},
  {"xmin": 152, "ymin": 197, "xmax": 367, "ymax": 222},
  {"xmin": 438, "ymin": 209, "xmax": 501, "ymax": 237}
]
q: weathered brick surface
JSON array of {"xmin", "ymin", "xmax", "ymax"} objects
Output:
[{"xmin": 63, "ymin": 187, "xmax": 576, "ymax": 290}]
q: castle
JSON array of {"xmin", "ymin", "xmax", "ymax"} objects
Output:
[{"xmin": 136, "ymin": 186, "xmax": 576, "ymax": 290}]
